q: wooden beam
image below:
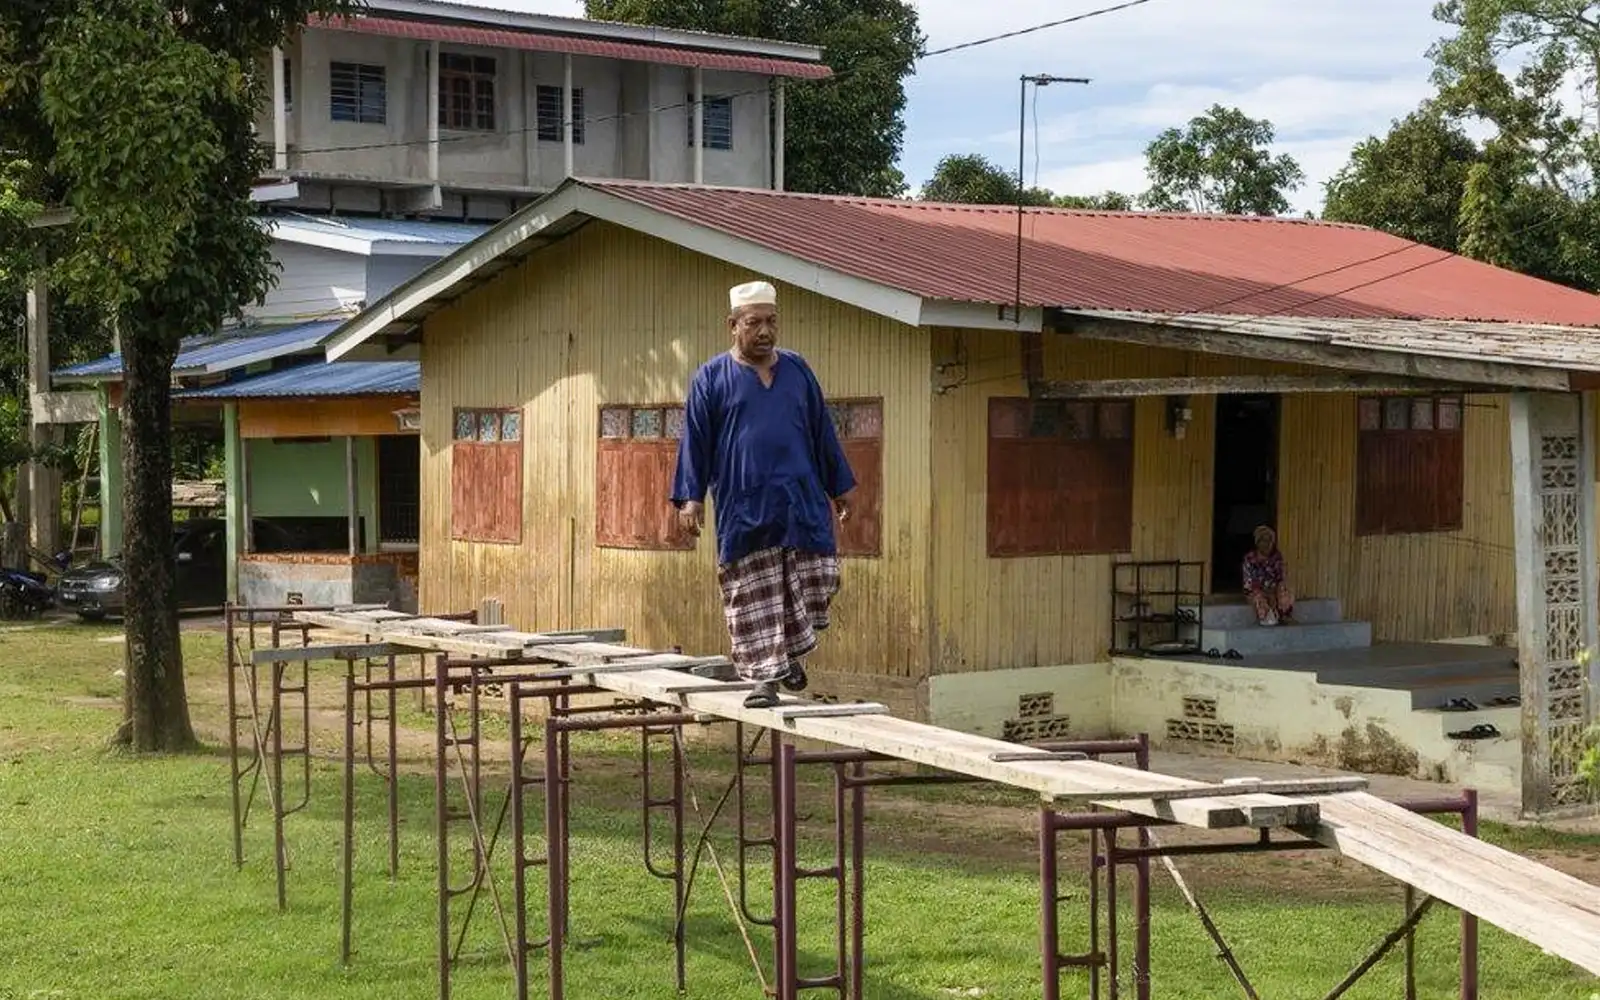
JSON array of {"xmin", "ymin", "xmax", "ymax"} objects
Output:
[
  {"xmin": 251, "ymin": 642, "xmax": 400, "ymax": 665},
  {"xmin": 1032, "ymin": 375, "xmax": 1477, "ymax": 399},
  {"xmin": 1058, "ymin": 315, "xmax": 1571, "ymax": 392}
]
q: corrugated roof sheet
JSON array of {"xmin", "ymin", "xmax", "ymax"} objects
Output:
[
  {"xmin": 175, "ymin": 361, "xmax": 419, "ymax": 399},
  {"xmin": 319, "ymin": 15, "xmax": 833, "ymax": 79},
  {"xmin": 54, "ymin": 320, "xmax": 342, "ymax": 379},
  {"xmin": 270, "ymin": 213, "xmax": 491, "ymax": 248},
  {"xmin": 586, "ymin": 182, "xmax": 1600, "ymax": 327}
]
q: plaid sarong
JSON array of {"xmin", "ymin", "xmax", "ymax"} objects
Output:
[{"xmin": 717, "ymin": 547, "xmax": 841, "ymax": 682}]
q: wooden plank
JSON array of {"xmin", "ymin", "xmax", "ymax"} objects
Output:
[
  {"xmin": 662, "ymin": 681, "xmax": 768, "ymax": 695},
  {"xmin": 291, "ymin": 611, "xmax": 1317, "ymax": 829},
  {"xmin": 250, "ymin": 643, "xmax": 399, "ymax": 665},
  {"xmin": 1032, "ymin": 375, "xmax": 1476, "ymax": 399},
  {"xmin": 771, "ymin": 702, "xmax": 889, "ymax": 720},
  {"xmin": 537, "ymin": 655, "xmax": 729, "ymax": 680},
  {"xmin": 1314, "ymin": 793, "xmax": 1600, "ymax": 975},
  {"xmin": 1059, "ymin": 316, "xmax": 1571, "ymax": 392},
  {"xmin": 1052, "ymin": 776, "xmax": 1368, "ymax": 805}
]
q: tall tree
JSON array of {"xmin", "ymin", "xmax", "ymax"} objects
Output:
[
  {"xmin": 1142, "ymin": 104, "xmax": 1305, "ymax": 215},
  {"xmin": 918, "ymin": 153, "xmax": 1134, "ymax": 209},
  {"xmin": 1, "ymin": 0, "xmax": 350, "ymax": 750},
  {"xmin": 1323, "ymin": 109, "xmax": 1482, "ymax": 252},
  {"xmin": 584, "ymin": 0, "xmax": 924, "ymax": 197}
]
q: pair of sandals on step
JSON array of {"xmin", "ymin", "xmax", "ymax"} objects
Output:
[{"xmin": 744, "ymin": 661, "xmax": 808, "ymax": 708}]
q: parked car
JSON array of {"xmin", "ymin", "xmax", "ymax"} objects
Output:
[{"xmin": 56, "ymin": 519, "xmax": 290, "ymax": 621}]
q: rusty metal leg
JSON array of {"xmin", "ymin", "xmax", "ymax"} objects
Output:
[
  {"xmin": 1089, "ymin": 828, "xmax": 1102, "ymax": 1000},
  {"xmin": 1106, "ymin": 827, "xmax": 1120, "ymax": 1000},
  {"xmin": 271, "ymin": 656, "xmax": 288, "ymax": 912},
  {"xmin": 341, "ymin": 659, "xmax": 356, "ymax": 965},
  {"xmin": 510, "ymin": 689, "xmax": 529, "ymax": 1000},
  {"xmin": 672, "ymin": 724, "xmax": 687, "ymax": 991},
  {"xmin": 226, "ymin": 605, "xmax": 244, "ymax": 869},
  {"xmin": 832, "ymin": 764, "xmax": 848, "ymax": 994},
  {"xmin": 736, "ymin": 723, "xmax": 776, "ymax": 930},
  {"xmin": 1133, "ymin": 736, "xmax": 1152, "ymax": 1000},
  {"xmin": 1461, "ymin": 790, "xmax": 1479, "ymax": 1000},
  {"xmin": 545, "ymin": 713, "xmax": 566, "ymax": 1000},
  {"xmin": 1404, "ymin": 885, "xmax": 1417, "ymax": 1000},
  {"xmin": 849, "ymin": 760, "xmax": 866, "ymax": 1000},
  {"xmin": 1041, "ymin": 806, "xmax": 1060, "ymax": 1000},
  {"xmin": 435, "ymin": 656, "xmax": 451, "ymax": 1000},
  {"xmin": 775, "ymin": 740, "xmax": 799, "ymax": 1000},
  {"xmin": 386, "ymin": 653, "xmax": 399, "ymax": 879}
]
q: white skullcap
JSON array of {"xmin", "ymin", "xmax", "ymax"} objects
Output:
[{"xmin": 729, "ymin": 280, "xmax": 777, "ymax": 310}]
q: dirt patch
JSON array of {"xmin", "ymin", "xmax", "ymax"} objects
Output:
[{"xmin": 1335, "ymin": 723, "xmax": 1420, "ymax": 777}]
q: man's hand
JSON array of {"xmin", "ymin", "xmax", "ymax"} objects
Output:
[
  {"xmin": 833, "ymin": 490, "xmax": 854, "ymax": 524},
  {"xmin": 677, "ymin": 501, "xmax": 704, "ymax": 537}
]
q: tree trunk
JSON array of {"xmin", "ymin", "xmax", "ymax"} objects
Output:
[{"xmin": 118, "ymin": 323, "xmax": 196, "ymax": 752}]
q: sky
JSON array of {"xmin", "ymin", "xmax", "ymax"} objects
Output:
[{"xmin": 459, "ymin": 0, "xmax": 1450, "ymax": 214}]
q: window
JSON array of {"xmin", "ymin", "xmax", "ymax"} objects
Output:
[
  {"xmin": 987, "ymin": 398, "xmax": 1134, "ymax": 557},
  {"xmin": 687, "ymin": 94, "xmax": 733, "ymax": 150},
  {"xmin": 439, "ymin": 53, "xmax": 495, "ymax": 131},
  {"xmin": 331, "ymin": 62, "xmax": 386, "ymax": 124},
  {"xmin": 377, "ymin": 435, "xmax": 420, "ymax": 546},
  {"xmin": 1355, "ymin": 395, "xmax": 1464, "ymax": 535},
  {"xmin": 451, "ymin": 408, "xmax": 522, "ymax": 544},
  {"xmin": 596, "ymin": 404, "xmax": 691, "ymax": 550},
  {"xmin": 829, "ymin": 399, "xmax": 883, "ymax": 558},
  {"xmin": 537, "ymin": 85, "xmax": 585, "ymax": 144}
]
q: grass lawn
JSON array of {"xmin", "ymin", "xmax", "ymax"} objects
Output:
[{"xmin": 1, "ymin": 622, "xmax": 1597, "ymax": 999}]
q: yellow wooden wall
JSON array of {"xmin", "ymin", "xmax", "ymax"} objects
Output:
[
  {"xmin": 1277, "ymin": 394, "xmax": 1515, "ymax": 641},
  {"xmin": 927, "ymin": 329, "xmax": 1519, "ymax": 674},
  {"xmin": 419, "ymin": 222, "xmax": 932, "ymax": 679}
]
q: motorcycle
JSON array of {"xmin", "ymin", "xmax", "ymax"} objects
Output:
[{"xmin": 0, "ymin": 565, "xmax": 57, "ymax": 619}]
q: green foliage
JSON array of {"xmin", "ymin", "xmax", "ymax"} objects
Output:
[
  {"xmin": 584, "ymin": 0, "xmax": 924, "ymax": 196},
  {"xmin": 1142, "ymin": 104, "xmax": 1305, "ymax": 215},
  {"xmin": 918, "ymin": 153, "xmax": 1133, "ymax": 210},
  {"xmin": 1323, "ymin": 109, "xmax": 1481, "ymax": 252}
]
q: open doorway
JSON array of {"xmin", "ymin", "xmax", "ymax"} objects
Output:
[{"xmin": 1211, "ymin": 394, "xmax": 1279, "ymax": 594}]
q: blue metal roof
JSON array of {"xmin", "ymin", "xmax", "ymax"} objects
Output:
[
  {"xmin": 270, "ymin": 213, "xmax": 491, "ymax": 249},
  {"xmin": 174, "ymin": 360, "xmax": 419, "ymax": 400},
  {"xmin": 54, "ymin": 320, "xmax": 342, "ymax": 380}
]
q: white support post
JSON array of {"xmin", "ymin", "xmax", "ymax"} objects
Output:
[
  {"xmin": 692, "ymin": 67, "xmax": 704, "ymax": 185},
  {"xmin": 563, "ymin": 54, "xmax": 575, "ymax": 179},
  {"xmin": 427, "ymin": 40, "xmax": 440, "ymax": 182},
  {"xmin": 1509, "ymin": 391, "xmax": 1596, "ymax": 816},
  {"xmin": 346, "ymin": 436, "xmax": 359, "ymax": 557},
  {"xmin": 25, "ymin": 271, "xmax": 59, "ymax": 557},
  {"xmin": 773, "ymin": 77, "xmax": 786, "ymax": 192},
  {"xmin": 271, "ymin": 46, "xmax": 288, "ymax": 172}
]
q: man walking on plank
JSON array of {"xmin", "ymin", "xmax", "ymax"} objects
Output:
[{"xmin": 671, "ymin": 280, "xmax": 856, "ymax": 709}]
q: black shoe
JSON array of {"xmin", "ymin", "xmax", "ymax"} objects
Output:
[
  {"xmin": 781, "ymin": 661, "xmax": 808, "ymax": 692},
  {"xmin": 743, "ymin": 682, "xmax": 780, "ymax": 709}
]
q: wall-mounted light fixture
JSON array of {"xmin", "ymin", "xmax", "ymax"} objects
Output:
[
  {"xmin": 393, "ymin": 406, "xmax": 422, "ymax": 432},
  {"xmin": 1165, "ymin": 395, "xmax": 1193, "ymax": 439}
]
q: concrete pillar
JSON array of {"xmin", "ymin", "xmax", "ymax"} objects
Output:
[
  {"xmin": 272, "ymin": 46, "xmax": 288, "ymax": 171},
  {"xmin": 1508, "ymin": 391, "xmax": 1599, "ymax": 815},
  {"xmin": 224, "ymin": 403, "xmax": 242, "ymax": 601},
  {"xmin": 692, "ymin": 67, "xmax": 704, "ymax": 185},
  {"xmin": 563, "ymin": 54, "xmax": 575, "ymax": 179},
  {"xmin": 427, "ymin": 40, "xmax": 440, "ymax": 182},
  {"xmin": 25, "ymin": 272, "xmax": 61, "ymax": 558},
  {"xmin": 773, "ymin": 78, "xmax": 785, "ymax": 192},
  {"xmin": 96, "ymin": 386, "xmax": 123, "ymax": 559}
]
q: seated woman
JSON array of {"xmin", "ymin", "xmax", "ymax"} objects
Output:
[{"xmin": 1242, "ymin": 525, "xmax": 1294, "ymax": 626}]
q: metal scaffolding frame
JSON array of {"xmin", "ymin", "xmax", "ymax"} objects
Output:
[{"xmin": 224, "ymin": 604, "xmax": 1485, "ymax": 1000}]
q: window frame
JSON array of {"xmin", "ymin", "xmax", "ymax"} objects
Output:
[
  {"xmin": 1355, "ymin": 394, "xmax": 1465, "ymax": 536},
  {"xmin": 450, "ymin": 407, "xmax": 523, "ymax": 545},
  {"xmin": 687, "ymin": 94, "xmax": 734, "ymax": 150},
  {"xmin": 595, "ymin": 403, "xmax": 693, "ymax": 551},
  {"xmin": 536, "ymin": 84, "xmax": 586, "ymax": 145},
  {"xmin": 330, "ymin": 61, "xmax": 387, "ymax": 125},
  {"xmin": 438, "ymin": 52, "xmax": 497, "ymax": 131},
  {"xmin": 986, "ymin": 397, "xmax": 1136, "ymax": 558}
]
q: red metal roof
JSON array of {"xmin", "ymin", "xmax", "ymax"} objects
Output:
[
  {"xmin": 585, "ymin": 181, "xmax": 1600, "ymax": 327},
  {"xmin": 316, "ymin": 16, "xmax": 833, "ymax": 80}
]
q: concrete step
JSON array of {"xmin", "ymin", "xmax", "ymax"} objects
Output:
[
  {"xmin": 1412, "ymin": 705, "xmax": 1521, "ymax": 738},
  {"xmin": 1316, "ymin": 656, "xmax": 1518, "ymax": 688},
  {"xmin": 1185, "ymin": 597, "xmax": 1344, "ymax": 630},
  {"xmin": 1406, "ymin": 673, "xmax": 1521, "ymax": 711},
  {"xmin": 1199, "ymin": 620, "xmax": 1372, "ymax": 658}
]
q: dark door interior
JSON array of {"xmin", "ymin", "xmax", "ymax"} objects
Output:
[{"xmin": 1211, "ymin": 394, "xmax": 1279, "ymax": 593}]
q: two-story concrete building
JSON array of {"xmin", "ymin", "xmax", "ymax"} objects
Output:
[{"xmin": 258, "ymin": 0, "xmax": 830, "ymax": 220}]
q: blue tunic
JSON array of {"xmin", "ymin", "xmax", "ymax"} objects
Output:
[{"xmin": 670, "ymin": 349, "xmax": 856, "ymax": 566}]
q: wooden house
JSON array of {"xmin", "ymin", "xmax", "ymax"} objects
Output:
[{"xmin": 324, "ymin": 180, "xmax": 1600, "ymax": 816}]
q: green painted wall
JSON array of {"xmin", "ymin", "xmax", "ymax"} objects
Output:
[
  {"xmin": 246, "ymin": 437, "xmax": 380, "ymax": 551},
  {"xmin": 97, "ymin": 386, "xmax": 123, "ymax": 558}
]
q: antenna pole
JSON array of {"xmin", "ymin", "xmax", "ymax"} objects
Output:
[{"xmin": 1014, "ymin": 74, "xmax": 1090, "ymax": 326}]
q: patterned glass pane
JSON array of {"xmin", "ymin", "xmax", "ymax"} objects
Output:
[
  {"xmin": 631, "ymin": 408, "xmax": 662, "ymax": 439},
  {"xmin": 501, "ymin": 410, "xmax": 522, "ymax": 442},
  {"xmin": 849, "ymin": 402, "xmax": 883, "ymax": 440},
  {"xmin": 600, "ymin": 407, "xmax": 630, "ymax": 439},
  {"xmin": 454, "ymin": 410, "xmax": 477, "ymax": 441},
  {"xmin": 828, "ymin": 403, "xmax": 849, "ymax": 438},
  {"xmin": 1410, "ymin": 397, "xmax": 1434, "ymax": 430},
  {"xmin": 665, "ymin": 407, "xmax": 686, "ymax": 439},
  {"xmin": 990, "ymin": 399, "xmax": 1028, "ymax": 439},
  {"xmin": 1438, "ymin": 397, "xmax": 1462, "ymax": 431},
  {"xmin": 1099, "ymin": 402, "xmax": 1133, "ymax": 440},
  {"xmin": 1029, "ymin": 401, "xmax": 1063, "ymax": 438},
  {"xmin": 1357, "ymin": 398, "xmax": 1381, "ymax": 431},
  {"xmin": 1382, "ymin": 397, "xmax": 1410, "ymax": 430},
  {"xmin": 1062, "ymin": 402, "xmax": 1095, "ymax": 440},
  {"xmin": 478, "ymin": 411, "xmax": 500, "ymax": 442}
]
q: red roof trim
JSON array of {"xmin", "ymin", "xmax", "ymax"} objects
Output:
[{"xmin": 314, "ymin": 15, "xmax": 833, "ymax": 80}]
